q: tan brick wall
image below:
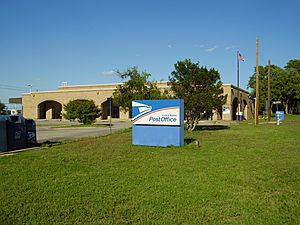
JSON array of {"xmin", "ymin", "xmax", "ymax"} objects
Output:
[{"xmin": 22, "ymin": 82, "xmax": 254, "ymax": 121}]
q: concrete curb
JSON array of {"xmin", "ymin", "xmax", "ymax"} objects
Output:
[{"xmin": 0, "ymin": 147, "xmax": 42, "ymax": 157}]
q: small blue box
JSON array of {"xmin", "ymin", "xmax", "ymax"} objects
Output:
[{"xmin": 275, "ymin": 111, "xmax": 284, "ymax": 121}]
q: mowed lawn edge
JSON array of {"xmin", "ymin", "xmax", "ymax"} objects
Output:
[{"xmin": 0, "ymin": 123, "xmax": 299, "ymax": 224}]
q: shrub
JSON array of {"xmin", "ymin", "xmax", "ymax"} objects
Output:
[{"xmin": 63, "ymin": 99, "xmax": 100, "ymax": 125}]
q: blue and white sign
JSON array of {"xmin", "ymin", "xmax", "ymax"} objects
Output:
[
  {"xmin": 132, "ymin": 100, "xmax": 180, "ymax": 126},
  {"xmin": 132, "ymin": 99, "xmax": 184, "ymax": 147}
]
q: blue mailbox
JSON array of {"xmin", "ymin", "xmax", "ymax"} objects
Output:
[
  {"xmin": 275, "ymin": 111, "xmax": 284, "ymax": 121},
  {"xmin": 132, "ymin": 99, "xmax": 184, "ymax": 147}
]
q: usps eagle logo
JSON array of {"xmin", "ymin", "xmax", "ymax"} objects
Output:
[{"xmin": 132, "ymin": 101, "xmax": 152, "ymax": 121}]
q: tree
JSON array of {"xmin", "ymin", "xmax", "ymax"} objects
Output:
[
  {"xmin": 169, "ymin": 59, "xmax": 226, "ymax": 131},
  {"xmin": 113, "ymin": 66, "xmax": 169, "ymax": 114},
  {"xmin": 284, "ymin": 59, "xmax": 300, "ymax": 114},
  {"xmin": 247, "ymin": 65, "xmax": 286, "ymax": 113},
  {"xmin": 247, "ymin": 59, "xmax": 300, "ymax": 114},
  {"xmin": 63, "ymin": 99, "xmax": 100, "ymax": 125},
  {"xmin": 285, "ymin": 59, "xmax": 300, "ymax": 74},
  {"xmin": 0, "ymin": 101, "xmax": 6, "ymax": 114}
]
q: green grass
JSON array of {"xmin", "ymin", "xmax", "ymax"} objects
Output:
[
  {"xmin": 0, "ymin": 123, "xmax": 300, "ymax": 224},
  {"xmin": 248, "ymin": 113, "xmax": 300, "ymax": 124},
  {"xmin": 282, "ymin": 114, "xmax": 300, "ymax": 122},
  {"xmin": 259, "ymin": 113, "xmax": 300, "ymax": 123}
]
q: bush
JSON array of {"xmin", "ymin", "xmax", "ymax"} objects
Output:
[
  {"xmin": 63, "ymin": 99, "xmax": 100, "ymax": 125},
  {"xmin": 293, "ymin": 104, "xmax": 300, "ymax": 115}
]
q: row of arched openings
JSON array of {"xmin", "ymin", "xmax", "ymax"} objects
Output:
[
  {"xmin": 37, "ymin": 98, "xmax": 249, "ymax": 120},
  {"xmin": 37, "ymin": 99, "xmax": 120, "ymax": 120}
]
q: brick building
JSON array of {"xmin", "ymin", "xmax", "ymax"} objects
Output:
[{"xmin": 22, "ymin": 82, "xmax": 254, "ymax": 121}]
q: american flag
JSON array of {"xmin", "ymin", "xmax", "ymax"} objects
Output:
[{"xmin": 238, "ymin": 52, "xmax": 244, "ymax": 61}]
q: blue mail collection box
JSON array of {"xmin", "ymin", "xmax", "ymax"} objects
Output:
[
  {"xmin": 0, "ymin": 115, "xmax": 37, "ymax": 152},
  {"xmin": 275, "ymin": 111, "xmax": 284, "ymax": 121}
]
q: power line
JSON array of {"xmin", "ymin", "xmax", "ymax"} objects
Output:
[
  {"xmin": 0, "ymin": 83, "xmax": 44, "ymax": 92},
  {"xmin": 0, "ymin": 83, "xmax": 29, "ymax": 89},
  {"xmin": 0, "ymin": 87, "xmax": 27, "ymax": 92},
  {"xmin": 0, "ymin": 83, "xmax": 29, "ymax": 91},
  {"xmin": 0, "ymin": 84, "xmax": 45, "ymax": 92}
]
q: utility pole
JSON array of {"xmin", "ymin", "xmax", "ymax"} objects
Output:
[
  {"xmin": 236, "ymin": 51, "xmax": 244, "ymax": 121},
  {"xmin": 267, "ymin": 59, "xmax": 271, "ymax": 122},
  {"xmin": 255, "ymin": 38, "xmax": 259, "ymax": 125}
]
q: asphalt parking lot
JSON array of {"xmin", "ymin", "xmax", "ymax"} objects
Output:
[{"xmin": 36, "ymin": 120, "xmax": 132, "ymax": 143}]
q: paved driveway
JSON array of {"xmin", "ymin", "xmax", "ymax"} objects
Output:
[{"xmin": 36, "ymin": 120, "xmax": 131, "ymax": 143}]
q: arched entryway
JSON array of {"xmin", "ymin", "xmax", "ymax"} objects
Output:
[
  {"xmin": 38, "ymin": 101, "xmax": 62, "ymax": 119},
  {"xmin": 101, "ymin": 98, "xmax": 120, "ymax": 119},
  {"xmin": 232, "ymin": 97, "xmax": 238, "ymax": 120}
]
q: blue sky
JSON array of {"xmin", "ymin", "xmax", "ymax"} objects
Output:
[{"xmin": 1, "ymin": 0, "xmax": 299, "ymax": 106}]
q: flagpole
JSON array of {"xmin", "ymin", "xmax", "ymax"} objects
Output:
[
  {"xmin": 237, "ymin": 51, "xmax": 240, "ymax": 88},
  {"xmin": 237, "ymin": 51, "xmax": 240, "ymax": 121}
]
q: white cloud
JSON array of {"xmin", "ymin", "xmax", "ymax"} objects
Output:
[
  {"xmin": 194, "ymin": 44, "xmax": 205, "ymax": 48},
  {"xmin": 101, "ymin": 70, "xmax": 116, "ymax": 76},
  {"xmin": 167, "ymin": 44, "xmax": 173, "ymax": 49},
  {"xmin": 225, "ymin": 45, "xmax": 236, "ymax": 51},
  {"xmin": 206, "ymin": 46, "xmax": 217, "ymax": 53}
]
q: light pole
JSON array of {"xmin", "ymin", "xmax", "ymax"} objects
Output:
[{"xmin": 255, "ymin": 38, "xmax": 260, "ymax": 125}]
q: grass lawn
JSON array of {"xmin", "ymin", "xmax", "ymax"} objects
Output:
[
  {"xmin": 259, "ymin": 113, "xmax": 300, "ymax": 123},
  {"xmin": 0, "ymin": 121, "xmax": 299, "ymax": 224}
]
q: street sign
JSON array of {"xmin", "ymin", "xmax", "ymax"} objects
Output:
[{"xmin": 273, "ymin": 101, "xmax": 281, "ymax": 104}]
